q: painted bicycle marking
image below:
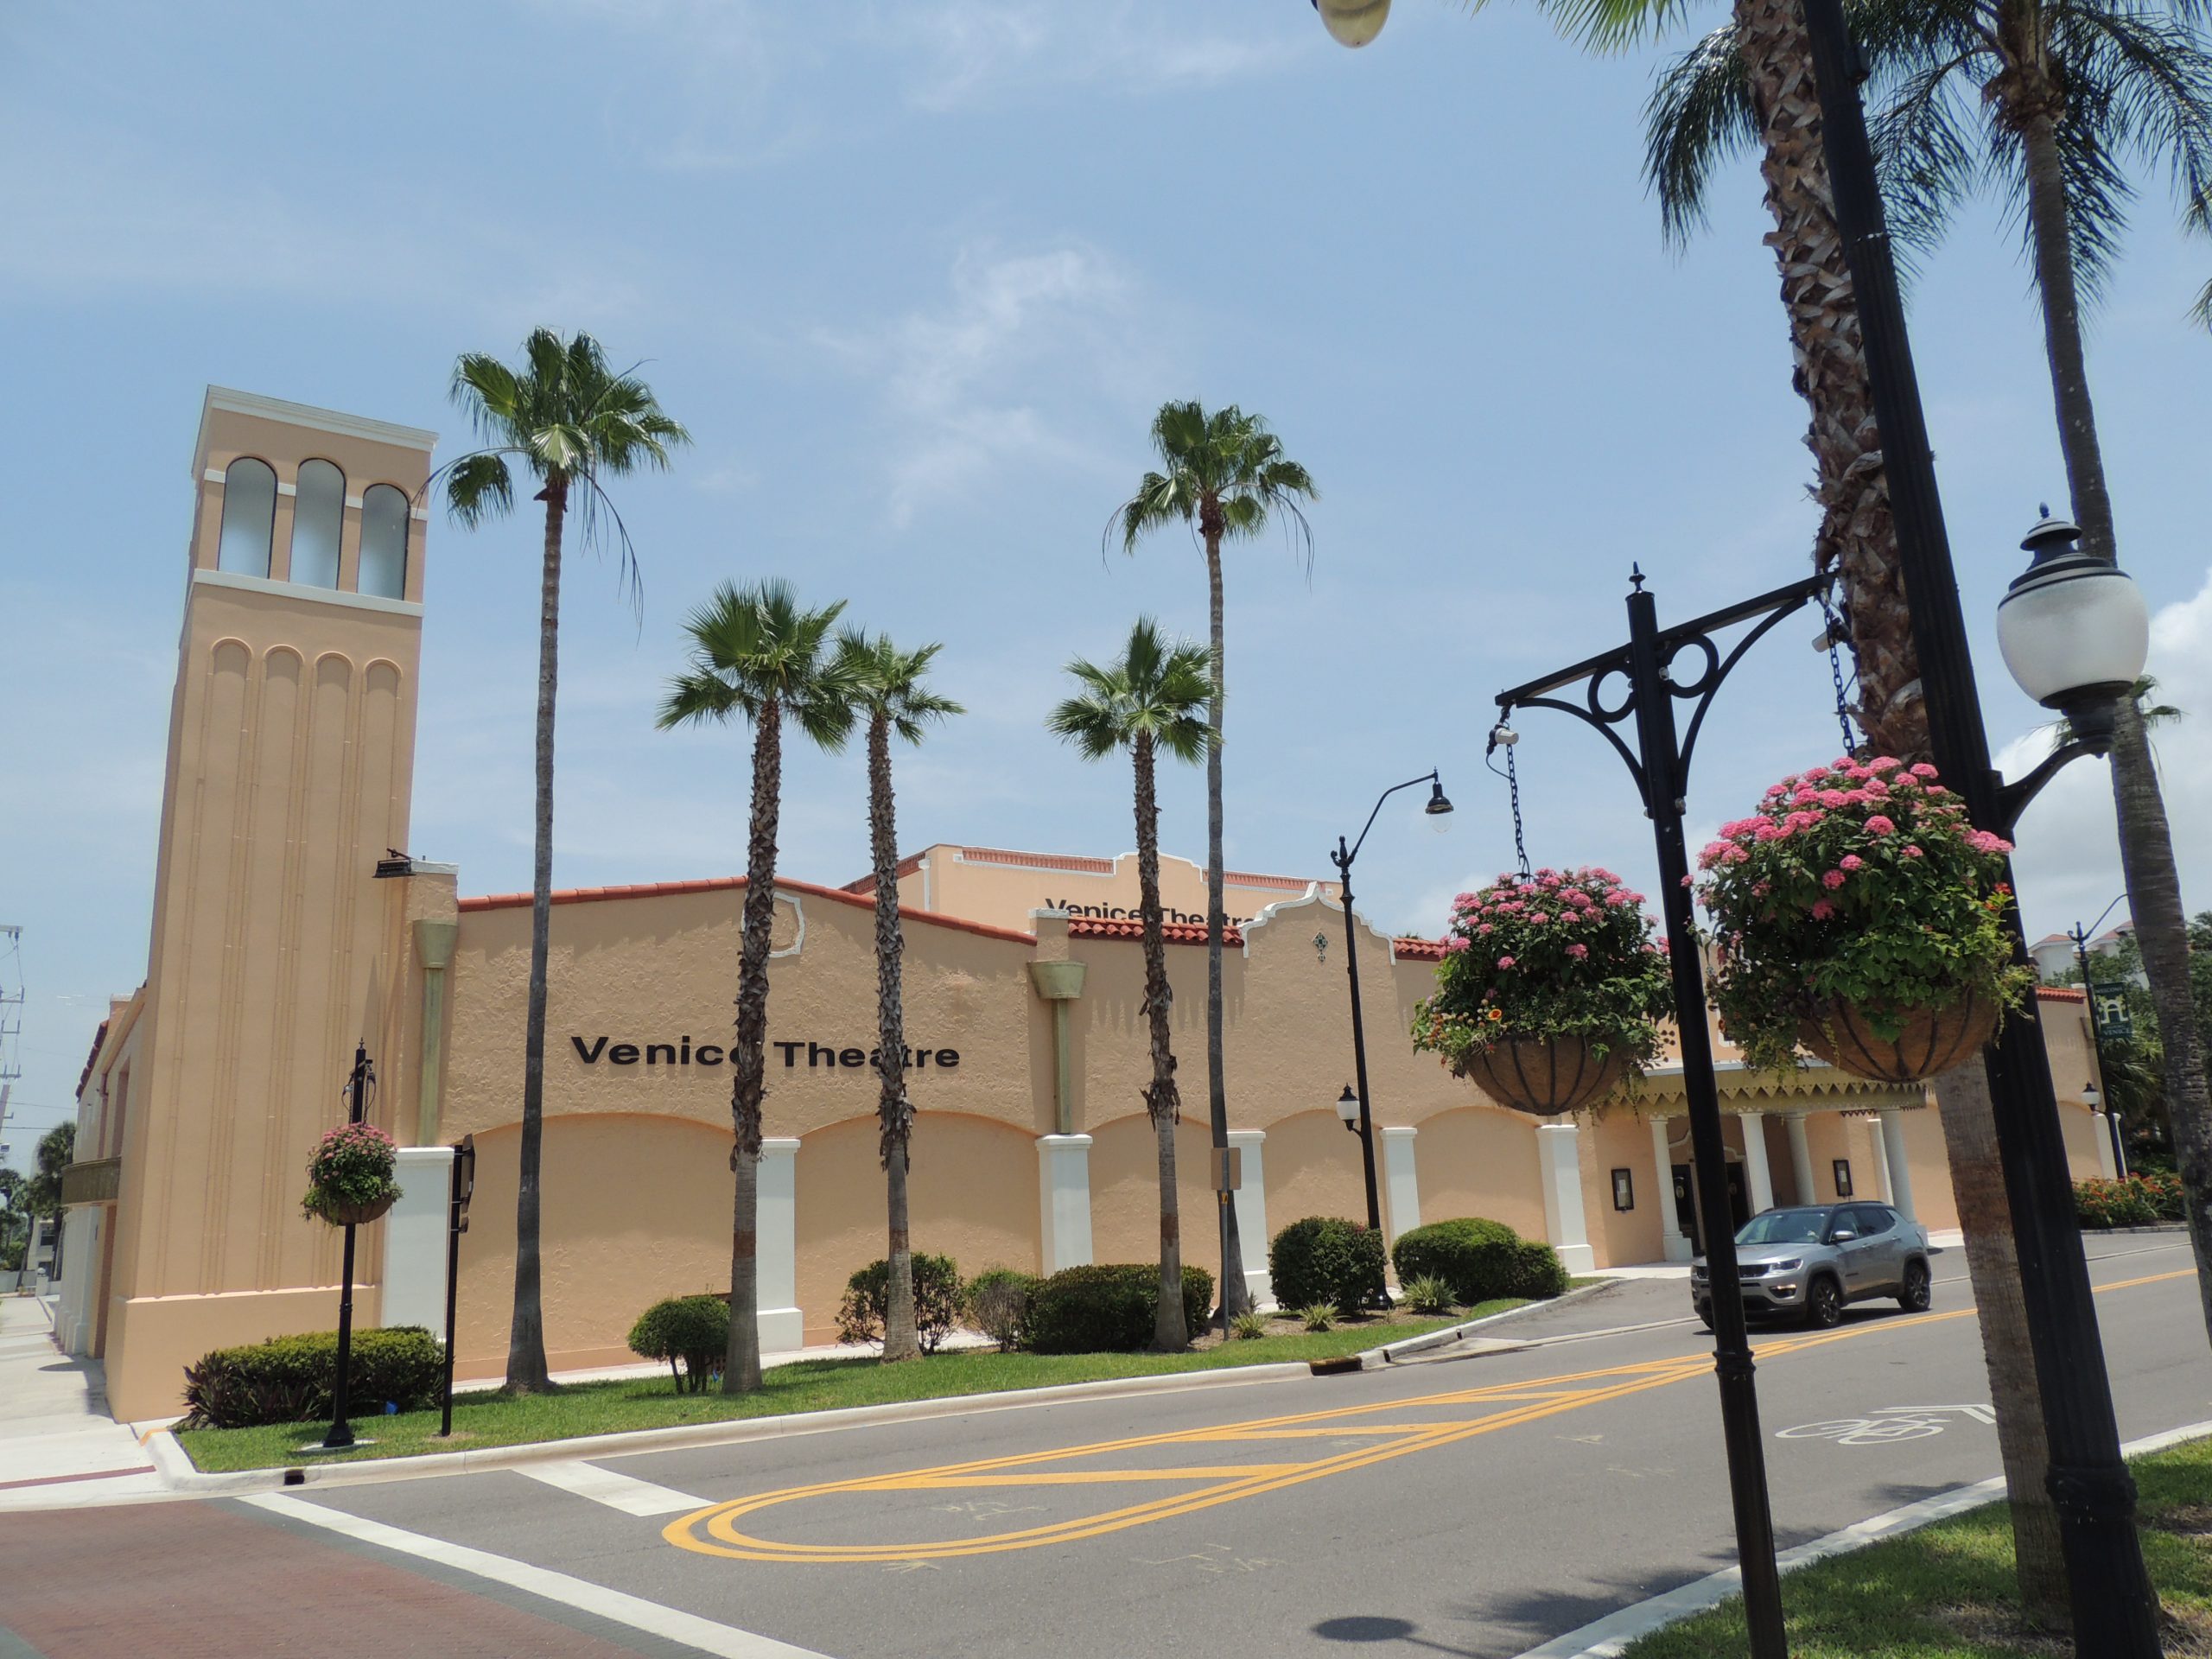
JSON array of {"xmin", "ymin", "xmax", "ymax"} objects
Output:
[{"xmin": 1777, "ymin": 1403, "xmax": 1995, "ymax": 1445}]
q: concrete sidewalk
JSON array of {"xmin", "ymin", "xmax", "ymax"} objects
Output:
[{"xmin": 0, "ymin": 1295, "xmax": 164, "ymax": 1504}]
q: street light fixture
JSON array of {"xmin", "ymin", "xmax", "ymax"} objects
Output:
[
  {"xmin": 1996, "ymin": 512, "xmax": 2150, "ymax": 746},
  {"xmin": 1330, "ymin": 771, "xmax": 1452, "ymax": 1237},
  {"xmin": 1312, "ymin": 0, "xmax": 1391, "ymax": 48}
]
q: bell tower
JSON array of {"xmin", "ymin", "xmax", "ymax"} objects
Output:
[{"xmin": 103, "ymin": 389, "xmax": 437, "ymax": 1418}]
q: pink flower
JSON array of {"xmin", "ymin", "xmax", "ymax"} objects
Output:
[
  {"xmin": 1497, "ymin": 956, "xmax": 1516, "ymax": 969},
  {"xmin": 1965, "ymin": 829, "xmax": 2014, "ymax": 855},
  {"xmin": 1910, "ymin": 763, "xmax": 1940, "ymax": 779},
  {"xmin": 1822, "ymin": 869, "xmax": 1847, "ymax": 890},
  {"xmin": 1764, "ymin": 784, "xmax": 1789, "ymax": 799},
  {"xmin": 1868, "ymin": 756, "xmax": 1901, "ymax": 772},
  {"xmin": 1902, "ymin": 844, "xmax": 1924, "ymax": 858},
  {"xmin": 1567, "ymin": 943, "xmax": 1589, "ymax": 959},
  {"xmin": 1725, "ymin": 846, "xmax": 1750, "ymax": 864},
  {"xmin": 1445, "ymin": 935, "xmax": 1471, "ymax": 953},
  {"xmin": 1475, "ymin": 923, "xmax": 1493, "ymax": 936},
  {"xmin": 1529, "ymin": 912, "xmax": 1550, "ymax": 924},
  {"xmin": 1811, "ymin": 899, "xmax": 1836, "ymax": 920},
  {"xmin": 1680, "ymin": 875, "xmax": 1694, "ymax": 887},
  {"xmin": 1839, "ymin": 855, "xmax": 1864, "ymax": 871},
  {"xmin": 1818, "ymin": 789, "xmax": 1853, "ymax": 808},
  {"xmin": 1865, "ymin": 814, "xmax": 1895, "ymax": 836},
  {"xmin": 1605, "ymin": 890, "xmax": 1631, "ymax": 906}
]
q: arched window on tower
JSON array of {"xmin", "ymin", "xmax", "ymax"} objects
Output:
[
  {"xmin": 216, "ymin": 458, "xmax": 277, "ymax": 578},
  {"xmin": 290, "ymin": 459, "xmax": 346, "ymax": 588},
  {"xmin": 359, "ymin": 485, "xmax": 409, "ymax": 599}
]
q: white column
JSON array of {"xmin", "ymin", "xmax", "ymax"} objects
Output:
[
  {"xmin": 1226, "ymin": 1129, "xmax": 1272, "ymax": 1307},
  {"xmin": 381, "ymin": 1145, "xmax": 456, "ymax": 1333},
  {"xmin": 1877, "ymin": 1111, "xmax": 1916, "ymax": 1217},
  {"xmin": 2090, "ymin": 1113, "xmax": 2119, "ymax": 1179},
  {"xmin": 1785, "ymin": 1111, "xmax": 1816, "ymax": 1206},
  {"xmin": 1866, "ymin": 1117, "xmax": 1893, "ymax": 1207},
  {"xmin": 1738, "ymin": 1113, "xmax": 1776, "ymax": 1217},
  {"xmin": 1535, "ymin": 1122, "xmax": 1596, "ymax": 1274},
  {"xmin": 1037, "ymin": 1133, "xmax": 1095, "ymax": 1275},
  {"xmin": 757, "ymin": 1138, "xmax": 803, "ymax": 1354},
  {"xmin": 1650, "ymin": 1115, "xmax": 1691, "ymax": 1262},
  {"xmin": 56, "ymin": 1208, "xmax": 99, "ymax": 1355},
  {"xmin": 1378, "ymin": 1126, "xmax": 1421, "ymax": 1246}
]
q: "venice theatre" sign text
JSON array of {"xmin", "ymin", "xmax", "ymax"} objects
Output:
[{"xmin": 570, "ymin": 1036, "xmax": 960, "ymax": 1071}]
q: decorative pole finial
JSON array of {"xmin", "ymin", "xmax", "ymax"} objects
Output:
[{"xmin": 1630, "ymin": 563, "xmax": 1646, "ymax": 592}]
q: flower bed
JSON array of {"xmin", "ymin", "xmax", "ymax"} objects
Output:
[
  {"xmin": 1411, "ymin": 866, "xmax": 1671, "ymax": 1116},
  {"xmin": 1694, "ymin": 757, "xmax": 2033, "ymax": 1078},
  {"xmin": 2075, "ymin": 1173, "xmax": 2185, "ymax": 1229}
]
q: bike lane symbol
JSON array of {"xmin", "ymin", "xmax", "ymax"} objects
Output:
[{"xmin": 1777, "ymin": 1404, "xmax": 1996, "ymax": 1445}]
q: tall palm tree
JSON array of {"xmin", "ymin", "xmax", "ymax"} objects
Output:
[
  {"xmin": 658, "ymin": 582, "xmax": 855, "ymax": 1392},
  {"xmin": 1114, "ymin": 402, "xmax": 1315, "ymax": 1320},
  {"xmin": 442, "ymin": 329, "xmax": 688, "ymax": 1393},
  {"xmin": 835, "ymin": 630, "xmax": 963, "ymax": 1365},
  {"xmin": 1049, "ymin": 620, "xmax": 1216, "ymax": 1351},
  {"xmin": 1645, "ymin": 0, "xmax": 2212, "ymax": 1356}
]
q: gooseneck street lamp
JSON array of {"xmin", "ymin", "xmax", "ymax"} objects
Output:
[
  {"xmin": 323, "ymin": 1043, "xmax": 375, "ymax": 1452},
  {"xmin": 1330, "ymin": 772, "xmax": 1452, "ymax": 1236},
  {"xmin": 1312, "ymin": 3, "xmax": 2162, "ymax": 1649}
]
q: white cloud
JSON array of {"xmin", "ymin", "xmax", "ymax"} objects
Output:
[{"xmin": 1996, "ymin": 564, "xmax": 2212, "ymax": 937}]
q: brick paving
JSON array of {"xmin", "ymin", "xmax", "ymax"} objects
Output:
[{"xmin": 0, "ymin": 1500, "xmax": 656, "ymax": 1657}]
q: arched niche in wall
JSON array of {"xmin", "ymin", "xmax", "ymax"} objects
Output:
[
  {"xmin": 216, "ymin": 458, "xmax": 277, "ymax": 578},
  {"xmin": 359, "ymin": 485, "xmax": 409, "ymax": 599},
  {"xmin": 289, "ymin": 459, "xmax": 346, "ymax": 588}
]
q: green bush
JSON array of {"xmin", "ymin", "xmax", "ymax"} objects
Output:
[
  {"xmin": 1402, "ymin": 1273, "xmax": 1456, "ymax": 1315},
  {"xmin": 963, "ymin": 1267, "xmax": 1044, "ymax": 1351},
  {"xmin": 627, "ymin": 1295, "xmax": 731, "ymax": 1393},
  {"xmin": 180, "ymin": 1326, "xmax": 444, "ymax": 1430},
  {"xmin": 1508, "ymin": 1238, "xmax": 1571, "ymax": 1299},
  {"xmin": 1391, "ymin": 1217, "xmax": 1525, "ymax": 1305},
  {"xmin": 836, "ymin": 1255, "xmax": 963, "ymax": 1352},
  {"xmin": 2075, "ymin": 1175, "xmax": 2183, "ymax": 1230},
  {"xmin": 1268, "ymin": 1217, "xmax": 1388, "ymax": 1313},
  {"xmin": 1027, "ymin": 1263, "xmax": 1214, "ymax": 1355}
]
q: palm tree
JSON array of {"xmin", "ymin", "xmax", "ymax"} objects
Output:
[
  {"xmin": 1049, "ymin": 620, "xmax": 1215, "ymax": 1351},
  {"xmin": 1114, "ymin": 402, "xmax": 1315, "ymax": 1321},
  {"xmin": 659, "ymin": 582, "xmax": 855, "ymax": 1392},
  {"xmin": 1646, "ymin": 0, "xmax": 2212, "ymax": 1357},
  {"xmin": 443, "ymin": 330, "xmax": 688, "ymax": 1393},
  {"xmin": 835, "ymin": 630, "xmax": 963, "ymax": 1364}
]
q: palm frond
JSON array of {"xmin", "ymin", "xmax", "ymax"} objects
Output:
[
  {"xmin": 660, "ymin": 580, "xmax": 853, "ymax": 750},
  {"xmin": 1644, "ymin": 26, "xmax": 1758, "ymax": 245},
  {"xmin": 440, "ymin": 451, "xmax": 517, "ymax": 530},
  {"xmin": 1046, "ymin": 619, "xmax": 1213, "ymax": 766}
]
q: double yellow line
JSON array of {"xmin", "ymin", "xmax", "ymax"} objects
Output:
[{"xmin": 663, "ymin": 1268, "xmax": 2190, "ymax": 1564}]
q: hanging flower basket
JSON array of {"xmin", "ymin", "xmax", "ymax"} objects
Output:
[
  {"xmin": 1411, "ymin": 866, "xmax": 1671, "ymax": 1118},
  {"xmin": 1696, "ymin": 756, "xmax": 2032, "ymax": 1082},
  {"xmin": 301, "ymin": 1122, "xmax": 402, "ymax": 1227}
]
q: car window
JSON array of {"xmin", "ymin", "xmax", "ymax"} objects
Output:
[
  {"xmin": 1737, "ymin": 1209, "xmax": 1828, "ymax": 1245},
  {"xmin": 1854, "ymin": 1205, "xmax": 1896, "ymax": 1236}
]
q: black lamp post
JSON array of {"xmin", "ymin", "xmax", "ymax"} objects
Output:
[
  {"xmin": 2069, "ymin": 895, "xmax": 2133, "ymax": 1179},
  {"xmin": 323, "ymin": 1042, "xmax": 375, "ymax": 1452},
  {"xmin": 1330, "ymin": 772, "xmax": 1452, "ymax": 1236}
]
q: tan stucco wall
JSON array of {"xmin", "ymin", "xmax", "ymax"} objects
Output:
[{"xmin": 1411, "ymin": 1108, "xmax": 1548, "ymax": 1246}]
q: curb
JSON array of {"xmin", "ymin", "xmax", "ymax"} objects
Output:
[
  {"xmin": 1511, "ymin": 1417, "xmax": 2212, "ymax": 1658},
  {"xmin": 1362, "ymin": 1281, "xmax": 1619, "ymax": 1368},
  {"xmin": 150, "ymin": 1361, "xmax": 1314, "ymax": 1496}
]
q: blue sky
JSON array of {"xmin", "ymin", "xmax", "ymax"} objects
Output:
[{"xmin": 3, "ymin": 0, "xmax": 2207, "ymax": 1162}]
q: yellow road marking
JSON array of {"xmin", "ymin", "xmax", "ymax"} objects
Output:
[{"xmin": 664, "ymin": 1266, "xmax": 2192, "ymax": 1564}]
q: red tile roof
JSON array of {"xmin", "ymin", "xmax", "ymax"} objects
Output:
[
  {"xmin": 2037, "ymin": 985, "xmax": 2088, "ymax": 1002},
  {"xmin": 457, "ymin": 874, "xmax": 1038, "ymax": 945},
  {"xmin": 1066, "ymin": 917, "xmax": 1238, "ymax": 948},
  {"xmin": 1392, "ymin": 938, "xmax": 1447, "ymax": 962}
]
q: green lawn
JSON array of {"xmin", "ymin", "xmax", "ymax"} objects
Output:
[
  {"xmin": 176, "ymin": 1308, "xmax": 1505, "ymax": 1473},
  {"xmin": 1622, "ymin": 1436, "xmax": 2212, "ymax": 1657}
]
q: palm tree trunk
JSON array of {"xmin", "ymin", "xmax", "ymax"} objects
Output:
[
  {"xmin": 506, "ymin": 477, "xmax": 567, "ymax": 1395},
  {"xmin": 725, "ymin": 697, "xmax": 783, "ymax": 1394},
  {"xmin": 1199, "ymin": 517, "xmax": 1248, "ymax": 1320},
  {"xmin": 870, "ymin": 713, "xmax": 920, "ymax": 1364},
  {"xmin": 1135, "ymin": 730, "xmax": 1188, "ymax": 1351},
  {"xmin": 2107, "ymin": 702, "xmax": 2212, "ymax": 1341},
  {"xmin": 2015, "ymin": 106, "xmax": 2212, "ymax": 1346},
  {"xmin": 1733, "ymin": 0, "xmax": 2064, "ymax": 1618}
]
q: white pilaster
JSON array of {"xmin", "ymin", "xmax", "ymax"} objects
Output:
[
  {"xmin": 1037, "ymin": 1133, "xmax": 1095, "ymax": 1276},
  {"xmin": 757, "ymin": 1138, "xmax": 803, "ymax": 1354},
  {"xmin": 55, "ymin": 1208, "xmax": 100, "ymax": 1355},
  {"xmin": 1785, "ymin": 1111, "xmax": 1816, "ymax": 1206},
  {"xmin": 1866, "ymin": 1116, "xmax": 1892, "ymax": 1208},
  {"xmin": 381, "ymin": 1146, "xmax": 455, "ymax": 1334},
  {"xmin": 1650, "ymin": 1115, "xmax": 1691, "ymax": 1262},
  {"xmin": 1738, "ymin": 1113, "xmax": 1775, "ymax": 1217},
  {"xmin": 1226, "ymin": 1129, "xmax": 1272, "ymax": 1306},
  {"xmin": 1378, "ymin": 1126, "xmax": 1421, "ymax": 1248},
  {"xmin": 1535, "ymin": 1122, "xmax": 1596, "ymax": 1274},
  {"xmin": 1881, "ymin": 1110, "xmax": 1925, "ymax": 1211},
  {"xmin": 2091, "ymin": 1113, "xmax": 2118, "ymax": 1179}
]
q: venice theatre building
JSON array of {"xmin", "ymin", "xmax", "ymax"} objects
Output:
[{"xmin": 57, "ymin": 391, "xmax": 2122, "ymax": 1421}]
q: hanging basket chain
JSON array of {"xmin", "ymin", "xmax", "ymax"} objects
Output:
[
  {"xmin": 1485, "ymin": 715, "xmax": 1532, "ymax": 879},
  {"xmin": 1819, "ymin": 585, "xmax": 1859, "ymax": 757}
]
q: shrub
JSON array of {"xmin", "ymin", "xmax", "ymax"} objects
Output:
[
  {"xmin": 1508, "ymin": 1239, "xmax": 1571, "ymax": 1299},
  {"xmin": 963, "ymin": 1268, "xmax": 1043, "ymax": 1351},
  {"xmin": 1300, "ymin": 1302, "xmax": 1338, "ymax": 1332},
  {"xmin": 2075, "ymin": 1175, "xmax": 2183, "ymax": 1230},
  {"xmin": 836, "ymin": 1255, "xmax": 963, "ymax": 1353},
  {"xmin": 1268, "ymin": 1217, "xmax": 1388, "ymax": 1313},
  {"xmin": 301, "ymin": 1121, "xmax": 401, "ymax": 1224},
  {"xmin": 1411, "ymin": 867, "xmax": 1671, "ymax": 1092},
  {"xmin": 1402, "ymin": 1274, "xmax": 1456, "ymax": 1315},
  {"xmin": 181, "ymin": 1326, "xmax": 443, "ymax": 1430},
  {"xmin": 1391, "ymin": 1217, "xmax": 1522, "ymax": 1305},
  {"xmin": 627, "ymin": 1295, "xmax": 731, "ymax": 1393},
  {"xmin": 1694, "ymin": 758, "xmax": 2034, "ymax": 1073},
  {"xmin": 1027, "ymin": 1263, "xmax": 1214, "ymax": 1355},
  {"xmin": 1229, "ymin": 1309, "xmax": 1270, "ymax": 1341}
]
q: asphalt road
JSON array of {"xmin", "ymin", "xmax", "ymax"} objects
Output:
[{"xmin": 6, "ymin": 1236, "xmax": 2207, "ymax": 1659}]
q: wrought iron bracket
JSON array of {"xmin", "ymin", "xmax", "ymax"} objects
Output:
[{"xmin": 1994, "ymin": 737, "xmax": 2107, "ymax": 836}]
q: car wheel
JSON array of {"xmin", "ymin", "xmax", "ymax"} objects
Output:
[
  {"xmin": 1696, "ymin": 1301, "xmax": 1714, "ymax": 1331},
  {"xmin": 1804, "ymin": 1276, "xmax": 1844, "ymax": 1329},
  {"xmin": 1897, "ymin": 1260, "xmax": 1932, "ymax": 1313}
]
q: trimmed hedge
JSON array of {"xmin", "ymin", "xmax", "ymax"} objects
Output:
[
  {"xmin": 963, "ymin": 1267, "xmax": 1044, "ymax": 1351},
  {"xmin": 2076, "ymin": 1173, "xmax": 2185, "ymax": 1230},
  {"xmin": 1027, "ymin": 1263, "xmax": 1214, "ymax": 1354},
  {"xmin": 1392, "ymin": 1217, "xmax": 1567, "ymax": 1304},
  {"xmin": 628, "ymin": 1295, "xmax": 731, "ymax": 1393},
  {"xmin": 836, "ymin": 1255, "xmax": 963, "ymax": 1353},
  {"xmin": 1268, "ymin": 1216, "xmax": 1388, "ymax": 1312},
  {"xmin": 181, "ymin": 1326, "xmax": 444, "ymax": 1430}
]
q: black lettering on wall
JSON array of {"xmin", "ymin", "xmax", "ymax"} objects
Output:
[{"xmin": 571, "ymin": 1036, "xmax": 609, "ymax": 1064}]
